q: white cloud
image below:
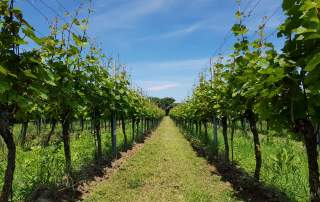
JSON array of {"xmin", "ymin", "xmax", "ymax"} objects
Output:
[
  {"xmin": 138, "ymin": 17, "xmax": 231, "ymax": 41},
  {"xmin": 148, "ymin": 83, "xmax": 180, "ymax": 91},
  {"xmin": 130, "ymin": 57, "xmax": 210, "ymax": 71},
  {"xmin": 140, "ymin": 22, "xmax": 204, "ymax": 41},
  {"xmin": 129, "ymin": 58, "xmax": 212, "ymax": 96},
  {"xmin": 90, "ymin": 0, "xmax": 169, "ymax": 33}
]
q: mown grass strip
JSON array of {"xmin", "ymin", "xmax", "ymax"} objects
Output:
[{"xmin": 83, "ymin": 117, "xmax": 237, "ymax": 202}]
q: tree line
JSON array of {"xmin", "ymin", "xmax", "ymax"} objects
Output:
[
  {"xmin": 0, "ymin": 1, "xmax": 164, "ymax": 201},
  {"xmin": 170, "ymin": 0, "xmax": 320, "ymax": 201}
]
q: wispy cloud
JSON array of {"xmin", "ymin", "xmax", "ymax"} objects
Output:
[
  {"xmin": 131, "ymin": 80, "xmax": 189, "ymax": 101},
  {"xmin": 130, "ymin": 58, "xmax": 210, "ymax": 99},
  {"xmin": 135, "ymin": 80, "xmax": 180, "ymax": 92},
  {"xmin": 148, "ymin": 83, "xmax": 180, "ymax": 91},
  {"xmin": 140, "ymin": 22, "xmax": 204, "ymax": 41},
  {"xmin": 130, "ymin": 58, "xmax": 210, "ymax": 72},
  {"xmin": 138, "ymin": 17, "xmax": 232, "ymax": 41},
  {"xmin": 90, "ymin": 0, "xmax": 169, "ymax": 33}
]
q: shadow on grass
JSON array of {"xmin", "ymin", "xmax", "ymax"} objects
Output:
[
  {"xmin": 181, "ymin": 128, "xmax": 292, "ymax": 202},
  {"xmin": 30, "ymin": 129, "xmax": 155, "ymax": 202}
]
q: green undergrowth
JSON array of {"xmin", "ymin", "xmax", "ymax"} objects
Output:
[
  {"xmin": 0, "ymin": 122, "xmax": 146, "ymax": 201},
  {"xmin": 180, "ymin": 123, "xmax": 309, "ymax": 202}
]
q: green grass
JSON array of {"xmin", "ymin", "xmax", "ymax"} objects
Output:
[
  {"xmin": 0, "ymin": 120, "xmax": 145, "ymax": 201},
  {"xmin": 181, "ymin": 123, "xmax": 310, "ymax": 202},
  {"xmin": 84, "ymin": 117, "xmax": 238, "ymax": 202}
]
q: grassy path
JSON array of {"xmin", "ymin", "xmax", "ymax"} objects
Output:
[{"xmin": 83, "ymin": 117, "xmax": 238, "ymax": 202}]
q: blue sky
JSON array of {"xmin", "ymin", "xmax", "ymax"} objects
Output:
[{"xmin": 18, "ymin": 0, "xmax": 285, "ymax": 102}]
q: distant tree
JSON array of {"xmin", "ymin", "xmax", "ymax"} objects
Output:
[
  {"xmin": 149, "ymin": 97, "xmax": 175, "ymax": 115},
  {"xmin": 149, "ymin": 97, "xmax": 161, "ymax": 107}
]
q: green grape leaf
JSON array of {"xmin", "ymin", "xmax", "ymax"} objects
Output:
[
  {"xmin": 0, "ymin": 80, "xmax": 10, "ymax": 93},
  {"xmin": 23, "ymin": 70, "xmax": 37, "ymax": 79},
  {"xmin": 305, "ymin": 53, "xmax": 320, "ymax": 72}
]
